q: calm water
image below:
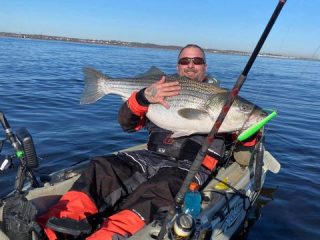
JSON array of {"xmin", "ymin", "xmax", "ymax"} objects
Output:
[{"xmin": 0, "ymin": 38, "xmax": 319, "ymax": 239}]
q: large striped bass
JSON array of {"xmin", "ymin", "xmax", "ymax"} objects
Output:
[{"xmin": 80, "ymin": 67, "xmax": 267, "ymax": 138}]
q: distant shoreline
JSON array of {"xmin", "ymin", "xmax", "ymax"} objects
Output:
[{"xmin": 0, "ymin": 32, "xmax": 317, "ymax": 61}]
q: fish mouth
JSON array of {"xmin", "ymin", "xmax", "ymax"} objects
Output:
[{"xmin": 244, "ymin": 107, "xmax": 268, "ymax": 128}]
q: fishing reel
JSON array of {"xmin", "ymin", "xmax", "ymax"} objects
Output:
[{"xmin": 0, "ymin": 111, "xmax": 40, "ymax": 194}]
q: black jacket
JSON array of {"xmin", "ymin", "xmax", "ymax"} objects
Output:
[{"xmin": 117, "ymin": 87, "xmax": 210, "ymax": 160}]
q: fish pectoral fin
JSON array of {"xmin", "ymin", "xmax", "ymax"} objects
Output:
[
  {"xmin": 135, "ymin": 66, "xmax": 166, "ymax": 78},
  {"xmin": 178, "ymin": 108, "xmax": 209, "ymax": 120}
]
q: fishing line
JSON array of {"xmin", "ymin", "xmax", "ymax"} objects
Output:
[
  {"xmin": 273, "ymin": 1, "xmax": 294, "ymax": 57},
  {"xmin": 311, "ymin": 44, "xmax": 320, "ymax": 60}
]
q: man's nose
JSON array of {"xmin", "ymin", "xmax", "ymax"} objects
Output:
[{"xmin": 188, "ymin": 60, "xmax": 194, "ymax": 67}]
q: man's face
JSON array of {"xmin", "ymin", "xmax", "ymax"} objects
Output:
[{"xmin": 177, "ymin": 47, "xmax": 208, "ymax": 82}]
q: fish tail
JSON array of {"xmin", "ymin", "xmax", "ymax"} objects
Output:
[{"xmin": 80, "ymin": 67, "xmax": 109, "ymax": 104}]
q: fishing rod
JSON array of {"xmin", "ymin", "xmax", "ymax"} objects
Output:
[
  {"xmin": 0, "ymin": 111, "xmax": 40, "ymax": 193},
  {"xmin": 157, "ymin": 0, "xmax": 286, "ymax": 239}
]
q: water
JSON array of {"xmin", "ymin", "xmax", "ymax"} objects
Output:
[{"xmin": 0, "ymin": 37, "xmax": 319, "ymax": 239}]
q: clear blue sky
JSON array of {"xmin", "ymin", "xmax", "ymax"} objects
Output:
[{"xmin": 0, "ymin": 0, "xmax": 319, "ymax": 59}]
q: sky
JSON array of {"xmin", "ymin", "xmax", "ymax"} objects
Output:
[{"xmin": 0, "ymin": 0, "xmax": 319, "ymax": 59}]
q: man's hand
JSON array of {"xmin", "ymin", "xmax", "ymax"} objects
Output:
[{"xmin": 144, "ymin": 76, "xmax": 180, "ymax": 109}]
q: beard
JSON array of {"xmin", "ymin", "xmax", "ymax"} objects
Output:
[
  {"xmin": 184, "ymin": 68, "xmax": 197, "ymax": 74},
  {"xmin": 184, "ymin": 68, "xmax": 200, "ymax": 81}
]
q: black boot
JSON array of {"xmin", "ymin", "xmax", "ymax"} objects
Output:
[{"xmin": 46, "ymin": 217, "xmax": 92, "ymax": 238}]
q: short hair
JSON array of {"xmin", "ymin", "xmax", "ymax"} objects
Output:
[{"xmin": 178, "ymin": 44, "xmax": 206, "ymax": 62}]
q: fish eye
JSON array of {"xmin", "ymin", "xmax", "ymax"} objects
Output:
[
  {"xmin": 239, "ymin": 103, "xmax": 253, "ymax": 113},
  {"xmin": 260, "ymin": 111, "xmax": 268, "ymax": 118}
]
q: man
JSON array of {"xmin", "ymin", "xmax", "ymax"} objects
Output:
[{"xmin": 37, "ymin": 44, "xmax": 220, "ymax": 240}]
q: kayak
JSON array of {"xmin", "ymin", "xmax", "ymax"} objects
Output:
[{"xmin": 0, "ymin": 141, "xmax": 280, "ymax": 240}]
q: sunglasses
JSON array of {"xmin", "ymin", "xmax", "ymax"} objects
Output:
[{"xmin": 178, "ymin": 57, "xmax": 206, "ymax": 65}]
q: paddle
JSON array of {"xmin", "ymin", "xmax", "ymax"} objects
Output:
[{"xmin": 157, "ymin": 1, "xmax": 287, "ymax": 239}]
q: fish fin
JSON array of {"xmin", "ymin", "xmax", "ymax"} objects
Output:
[
  {"xmin": 80, "ymin": 67, "xmax": 109, "ymax": 104},
  {"xmin": 135, "ymin": 66, "xmax": 166, "ymax": 78},
  {"xmin": 171, "ymin": 131, "xmax": 195, "ymax": 138},
  {"xmin": 178, "ymin": 108, "xmax": 209, "ymax": 120}
]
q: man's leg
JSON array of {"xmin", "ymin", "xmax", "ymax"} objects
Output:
[
  {"xmin": 87, "ymin": 167, "xmax": 187, "ymax": 239},
  {"xmin": 37, "ymin": 154, "xmax": 146, "ymax": 240}
]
